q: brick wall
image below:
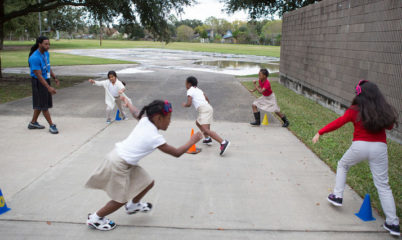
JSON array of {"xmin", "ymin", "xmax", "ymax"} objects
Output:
[{"xmin": 280, "ymin": 0, "xmax": 402, "ymax": 142}]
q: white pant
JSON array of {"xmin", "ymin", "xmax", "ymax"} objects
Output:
[
  {"xmin": 106, "ymin": 97, "xmax": 126, "ymax": 120},
  {"xmin": 334, "ymin": 141, "xmax": 399, "ymax": 225}
]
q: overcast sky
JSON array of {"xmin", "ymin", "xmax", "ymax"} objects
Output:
[{"xmin": 178, "ymin": 0, "xmax": 250, "ymax": 21}]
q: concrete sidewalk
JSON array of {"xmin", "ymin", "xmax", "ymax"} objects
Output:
[
  {"xmin": 0, "ymin": 118, "xmax": 391, "ymax": 239},
  {"xmin": 0, "ymin": 66, "xmax": 393, "ymax": 239}
]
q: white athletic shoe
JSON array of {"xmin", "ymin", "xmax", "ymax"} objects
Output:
[
  {"xmin": 125, "ymin": 202, "xmax": 153, "ymax": 215},
  {"xmin": 86, "ymin": 213, "xmax": 116, "ymax": 231}
]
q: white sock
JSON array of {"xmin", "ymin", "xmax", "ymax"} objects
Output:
[
  {"xmin": 126, "ymin": 201, "xmax": 136, "ymax": 209},
  {"xmin": 92, "ymin": 212, "xmax": 101, "ymax": 220},
  {"xmin": 221, "ymin": 140, "xmax": 227, "ymax": 145},
  {"xmin": 205, "ymin": 137, "xmax": 211, "ymax": 140}
]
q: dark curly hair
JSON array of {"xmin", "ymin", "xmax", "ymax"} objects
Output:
[{"xmin": 186, "ymin": 76, "xmax": 198, "ymax": 87}]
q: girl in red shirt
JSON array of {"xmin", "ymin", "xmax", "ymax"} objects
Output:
[
  {"xmin": 312, "ymin": 80, "xmax": 399, "ymax": 236},
  {"xmin": 249, "ymin": 69, "xmax": 289, "ymax": 127}
]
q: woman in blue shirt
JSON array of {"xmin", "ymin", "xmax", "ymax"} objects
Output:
[{"xmin": 28, "ymin": 36, "xmax": 59, "ymax": 134}]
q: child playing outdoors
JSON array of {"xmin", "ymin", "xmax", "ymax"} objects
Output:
[
  {"xmin": 312, "ymin": 80, "xmax": 399, "ymax": 236},
  {"xmin": 88, "ymin": 71, "xmax": 130, "ymax": 123},
  {"xmin": 249, "ymin": 69, "xmax": 289, "ymax": 127},
  {"xmin": 85, "ymin": 100, "xmax": 202, "ymax": 231},
  {"xmin": 182, "ymin": 76, "xmax": 230, "ymax": 156}
]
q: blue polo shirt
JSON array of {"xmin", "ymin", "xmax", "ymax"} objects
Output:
[{"xmin": 29, "ymin": 49, "xmax": 50, "ymax": 79}]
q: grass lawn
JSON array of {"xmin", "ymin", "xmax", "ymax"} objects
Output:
[
  {"xmin": 241, "ymin": 80, "xmax": 402, "ymax": 218},
  {"xmin": 235, "ymin": 72, "xmax": 279, "ymax": 78},
  {"xmin": 0, "ymin": 73, "xmax": 90, "ymax": 103},
  {"xmin": 4, "ymin": 39, "xmax": 281, "ymax": 58},
  {"xmin": 1, "ymin": 50, "xmax": 135, "ymax": 68}
]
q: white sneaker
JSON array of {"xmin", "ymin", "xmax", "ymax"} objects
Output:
[
  {"xmin": 125, "ymin": 202, "xmax": 153, "ymax": 215},
  {"xmin": 86, "ymin": 213, "xmax": 116, "ymax": 231}
]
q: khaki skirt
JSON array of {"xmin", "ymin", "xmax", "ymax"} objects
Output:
[
  {"xmin": 253, "ymin": 93, "xmax": 280, "ymax": 113},
  {"xmin": 197, "ymin": 104, "xmax": 213, "ymax": 125},
  {"xmin": 85, "ymin": 149, "xmax": 153, "ymax": 203}
]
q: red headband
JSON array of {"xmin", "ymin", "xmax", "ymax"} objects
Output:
[{"xmin": 355, "ymin": 80, "xmax": 368, "ymax": 96}]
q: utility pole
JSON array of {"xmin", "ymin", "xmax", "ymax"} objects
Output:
[{"xmin": 99, "ymin": 18, "xmax": 102, "ymax": 46}]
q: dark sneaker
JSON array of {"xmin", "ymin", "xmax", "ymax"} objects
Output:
[
  {"xmin": 49, "ymin": 124, "xmax": 59, "ymax": 134},
  {"xmin": 281, "ymin": 116, "xmax": 290, "ymax": 128},
  {"xmin": 327, "ymin": 194, "xmax": 343, "ymax": 207},
  {"xmin": 383, "ymin": 222, "xmax": 400, "ymax": 236},
  {"xmin": 28, "ymin": 122, "xmax": 45, "ymax": 129},
  {"xmin": 106, "ymin": 119, "xmax": 112, "ymax": 124},
  {"xmin": 203, "ymin": 138, "xmax": 213, "ymax": 146},
  {"xmin": 220, "ymin": 140, "xmax": 230, "ymax": 156}
]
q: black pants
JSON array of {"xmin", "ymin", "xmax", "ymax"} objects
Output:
[{"xmin": 31, "ymin": 77, "xmax": 52, "ymax": 110}]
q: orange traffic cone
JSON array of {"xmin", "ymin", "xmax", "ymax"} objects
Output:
[{"xmin": 187, "ymin": 128, "xmax": 201, "ymax": 154}]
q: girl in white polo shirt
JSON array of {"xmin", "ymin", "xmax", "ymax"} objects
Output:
[
  {"xmin": 182, "ymin": 76, "xmax": 230, "ymax": 156},
  {"xmin": 88, "ymin": 71, "xmax": 130, "ymax": 123},
  {"xmin": 85, "ymin": 100, "xmax": 202, "ymax": 231}
]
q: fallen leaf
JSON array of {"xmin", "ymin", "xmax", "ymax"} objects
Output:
[
  {"xmin": 217, "ymin": 228, "xmax": 224, "ymax": 231},
  {"xmin": 209, "ymin": 212, "xmax": 214, "ymax": 215},
  {"xmin": 46, "ymin": 221, "xmax": 51, "ymax": 225},
  {"xmin": 316, "ymin": 203, "xmax": 320, "ymax": 206}
]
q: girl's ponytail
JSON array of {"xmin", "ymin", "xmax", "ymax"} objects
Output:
[
  {"xmin": 138, "ymin": 106, "xmax": 148, "ymax": 119},
  {"xmin": 138, "ymin": 100, "xmax": 172, "ymax": 119}
]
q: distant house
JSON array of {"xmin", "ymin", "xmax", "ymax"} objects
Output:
[
  {"xmin": 110, "ymin": 29, "xmax": 120, "ymax": 38},
  {"xmin": 222, "ymin": 30, "xmax": 234, "ymax": 44}
]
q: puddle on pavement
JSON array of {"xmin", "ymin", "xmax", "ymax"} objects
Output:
[
  {"xmin": 116, "ymin": 68, "xmax": 154, "ymax": 74},
  {"xmin": 194, "ymin": 60, "xmax": 279, "ymax": 76}
]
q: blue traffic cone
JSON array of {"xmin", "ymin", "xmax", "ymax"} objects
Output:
[
  {"xmin": 0, "ymin": 189, "xmax": 11, "ymax": 215},
  {"xmin": 115, "ymin": 110, "xmax": 121, "ymax": 121},
  {"xmin": 355, "ymin": 194, "xmax": 376, "ymax": 221}
]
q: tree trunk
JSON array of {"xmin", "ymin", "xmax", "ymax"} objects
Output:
[{"xmin": 0, "ymin": 0, "xmax": 4, "ymax": 78}]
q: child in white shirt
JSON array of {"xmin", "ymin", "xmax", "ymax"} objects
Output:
[
  {"xmin": 182, "ymin": 76, "xmax": 230, "ymax": 156},
  {"xmin": 88, "ymin": 71, "xmax": 130, "ymax": 123},
  {"xmin": 85, "ymin": 99, "xmax": 202, "ymax": 231}
]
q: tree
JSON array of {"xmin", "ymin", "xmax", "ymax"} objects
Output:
[
  {"xmin": 194, "ymin": 25, "xmax": 208, "ymax": 39},
  {"xmin": 4, "ymin": 12, "xmax": 39, "ymax": 40},
  {"xmin": 261, "ymin": 20, "xmax": 282, "ymax": 45},
  {"xmin": 176, "ymin": 24, "xmax": 193, "ymax": 42},
  {"xmin": 114, "ymin": 20, "xmax": 146, "ymax": 40},
  {"xmin": 204, "ymin": 16, "xmax": 232, "ymax": 35},
  {"xmin": 47, "ymin": 6, "xmax": 85, "ymax": 38},
  {"xmin": 222, "ymin": 0, "xmax": 322, "ymax": 18},
  {"xmin": 0, "ymin": 0, "xmax": 194, "ymax": 77},
  {"xmin": 174, "ymin": 19, "xmax": 202, "ymax": 29}
]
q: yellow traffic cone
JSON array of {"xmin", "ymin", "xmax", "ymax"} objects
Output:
[{"xmin": 262, "ymin": 113, "xmax": 269, "ymax": 125}]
